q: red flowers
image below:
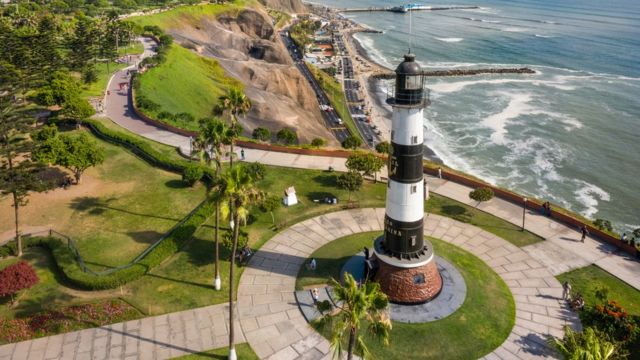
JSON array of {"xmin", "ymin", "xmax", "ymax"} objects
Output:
[{"xmin": 0, "ymin": 261, "xmax": 39, "ymax": 301}]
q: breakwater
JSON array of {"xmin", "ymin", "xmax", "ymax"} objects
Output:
[
  {"xmin": 340, "ymin": 6, "xmax": 480, "ymax": 13},
  {"xmin": 372, "ymin": 67, "xmax": 536, "ymax": 79}
]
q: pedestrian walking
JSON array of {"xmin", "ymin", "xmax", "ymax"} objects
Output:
[
  {"xmin": 580, "ymin": 225, "xmax": 588, "ymax": 242},
  {"xmin": 240, "ymin": 149, "xmax": 245, "ymax": 160},
  {"xmin": 562, "ymin": 281, "xmax": 571, "ymax": 300},
  {"xmin": 312, "ymin": 288, "xmax": 319, "ymax": 304}
]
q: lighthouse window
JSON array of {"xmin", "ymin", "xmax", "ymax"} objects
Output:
[
  {"xmin": 411, "ymin": 185, "xmax": 417, "ymax": 194},
  {"xmin": 406, "ymin": 75, "xmax": 421, "ymax": 90},
  {"xmin": 413, "ymin": 274, "xmax": 425, "ymax": 284},
  {"xmin": 411, "ymin": 135, "xmax": 418, "ymax": 144}
]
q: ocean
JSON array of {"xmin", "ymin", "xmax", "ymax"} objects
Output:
[{"xmin": 311, "ymin": 0, "xmax": 640, "ymax": 233}]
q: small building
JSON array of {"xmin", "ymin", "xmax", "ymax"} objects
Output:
[{"xmin": 283, "ymin": 186, "xmax": 298, "ymax": 207}]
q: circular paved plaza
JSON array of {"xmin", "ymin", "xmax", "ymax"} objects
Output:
[{"xmin": 236, "ymin": 208, "xmax": 581, "ymax": 359}]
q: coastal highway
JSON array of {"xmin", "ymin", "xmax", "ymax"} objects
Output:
[{"xmin": 280, "ymin": 31, "xmax": 350, "ymax": 144}]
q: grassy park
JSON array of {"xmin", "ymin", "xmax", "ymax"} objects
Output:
[
  {"xmin": 130, "ymin": 1, "xmax": 252, "ymax": 30},
  {"xmin": 137, "ymin": 44, "xmax": 241, "ymax": 129},
  {"xmin": 299, "ymin": 232, "xmax": 515, "ymax": 359},
  {"xmin": 173, "ymin": 343, "xmax": 258, "ymax": 360}
]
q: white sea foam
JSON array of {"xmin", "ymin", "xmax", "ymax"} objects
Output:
[
  {"xmin": 574, "ymin": 180, "xmax": 611, "ymax": 218},
  {"xmin": 502, "ymin": 27, "xmax": 527, "ymax": 32},
  {"xmin": 534, "ymin": 34, "xmax": 554, "ymax": 38},
  {"xmin": 435, "ymin": 37, "xmax": 464, "ymax": 43},
  {"xmin": 481, "ymin": 92, "xmax": 533, "ymax": 145}
]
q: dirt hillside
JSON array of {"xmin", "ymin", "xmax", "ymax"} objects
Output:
[{"xmin": 168, "ymin": 6, "xmax": 336, "ymax": 145}]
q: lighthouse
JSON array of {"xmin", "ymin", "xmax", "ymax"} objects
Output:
[{"xmin": 372, "ymin": 53, "xmax": 442, "ymax": 304}]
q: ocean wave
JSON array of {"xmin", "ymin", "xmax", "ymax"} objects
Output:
[
  {"xmin": 573, "ymin": 180, "xmax": 611, "ymax": 218},
  {"xmin": 435, "ymin": 37, "xmax": 464, "ymax": 43},
  {"xmin": 534, "ymin": 34, "xmax": 555, "ymax": 38},
  {"xmin": 481, "ymin": 92, "xmax": 533, "ymax": 145},
  {"xmin": 502, "ymin": 27, "xmax": 527, "ymax": 32}
]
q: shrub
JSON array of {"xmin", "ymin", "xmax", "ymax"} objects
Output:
[
  {"xmin": 593, "ymin": 219, "xmax": 613, "ymax": 232},
  {"xmin": 0, "ymin": 261, "xmax": 39, "ymax": 303},
  {"xmin": 246, "ymin": 162, "xmax": 266, "ymax": 181},
  {"xmin": 175, "ymin": 112, "xmax": 195, "ymax": 124},
  {"xmin": 34, "ymin": 88, "xmax": 55, "ymax": 106},
  {"xmin": 182, "ymin": 163, "xmax": 204, "ymax": 186},
  {"xmin": 342, "ymin": 136, "xmax": 362, "ymax": 150},
  {"xmin": 135, "ymin": 94, "xmax": 160, "ymax": 112},
  {"xmin": 583, "ymin": 300, "xmax": 639, "ymax": 344},
  {"xmin": 375, "ymin": 141, "xmax": 391, "ymax": 154},
  {"xmin": 81, "ymin": 65, "xmax": 98, "ymax": 84},
  {"xmin": 252, "ymin": 127, "xmax": 271, "ymax": 141},
  {"xmin": 469, "ymin": 187, "xmax": 494, "ymax": 205},
  {"xmin": 157, "ymin": 111, "xmax": 175, "ymax": 121},
  {"xmin": 276, "ymin": 128, "xmax": 298, "ymax": 145},
  {"xmin": 222, "ymin": 229, "xmax": 249, "ymax": 251},
  {"xmin": 311, "ymin": 137, "xmax": 326, "ymax": 148}
]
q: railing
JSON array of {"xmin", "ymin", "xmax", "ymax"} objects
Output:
[{"xmin": 386, "ymin": 87, "xmax": 431, "ymax": 107}]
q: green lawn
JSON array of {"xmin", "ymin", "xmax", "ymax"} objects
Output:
[
  {"xmin": 172, "ymin": 343, "xmax": 258, "ymax": 360},
  {"xmin": 81, "ymin": 61, "xmax": 129, "ymax": 98},
  {"xmin": 130, "ymin": 1, "xmax": 252, "ymax": 30},
  {"xmin": 557, "ymin": 265, "xmax": 640, "ymax": 316},
  {"xmin": 308, "ymin": 64, "xmax": 362, "ymax": 143},
  {"xmin": 137, "ymin": 44, "xmax": 241, "ymax": 129},
  {"xmin": 301, "ymin": 232, "xmax": 515, "ymax": 359},
  {"xmin": 426, "ymin": 194, "xmax": 544, "ymax": 247},
  {"xmin": 118, "ymin": 42, "xmax": 145, "ymax": 56}
]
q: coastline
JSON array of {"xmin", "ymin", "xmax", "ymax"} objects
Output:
[{"xmin": 343, "ymin": 24, "xmax": 443, "ymax": 163}]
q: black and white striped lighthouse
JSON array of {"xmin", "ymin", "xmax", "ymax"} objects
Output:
[{"xmin": 373, "ymin": 53, "xmax": 442, "ymax": 304}]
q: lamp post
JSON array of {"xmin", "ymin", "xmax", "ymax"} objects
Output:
[{"xmin": 522, "ymin": 197, "xmax": 528, "ymax": 231}]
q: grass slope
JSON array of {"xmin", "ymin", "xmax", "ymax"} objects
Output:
[
  {"xmin": 137, "ymin": 44, "xmax": 241, "ymax": 128},
  {"xmin": 300, "ymin": 232, "xmax": 515, "ymax": 359},
  {"xmin": 130, "ymin": 1, "xmax": 252, "ymax": 30}
]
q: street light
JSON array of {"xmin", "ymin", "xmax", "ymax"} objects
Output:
[{"xmin": 522, "ymin": 197, "xmax": 528, "ymax": 231}]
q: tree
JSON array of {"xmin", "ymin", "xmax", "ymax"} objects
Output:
[
  {"xmin": 468, "ymin": 187, "xmax": 494, "ymax": 212},
  {"xmin": 182, "ymin": 163, "xmax": 203, "ymax": 186},
  {"xmin": 276, "ymin": 128, "xmax": 298, "ymax": 145},
  {"xmin": 319, "ymin": 274, "xmax": 391, "ymax": 360},
  {"xmin": 61, "ymin": 96, "xmax": 95, "ymax": 129},
  {"xmin": 220, "ymin": 165, "xmax": 263, "ymax": 360},
  {"xmin": 0, "ymin": 261, "xmax": 39, "ymax": 305},
  {"xmin": 342, "ymin": 136, "xmax": 362, "ymax": 150},
  {"xmin": 261, "ymin": 195, "xmax": 281, "ymax": 226},
  {"xmin": 219, "ymin": 88, "xmax": 251, "ymax": 169},
  {"xmin": 337, "ymin": 171, "xmax": 363, "ymax": 201},
  {"xmin": 35, "ymin": 133, "xmax": 105, "ymax": 184},
  {"xmin": 252, "ymin": 127, "xmax": 270, "ymax": 142},
  {"xmin": 346, "ymin": 152, "xmax": 385, "ymax": 183},
  {"xmin": 550, "ymin": 326, "xmax": 617, "ymax": 360},
  {"xmin": 192, "ymin": 117, "xmax": 230, "ymax": 291},
  {"xmin": 245, "ymin": 162, "xmax": 266, "ymax": 181},
  {"xmin": 375, "ymin": 141, "xmax": 391, "ymax": 154},
  {"xmin": 0, "ymin": 62, "xmax": 42, "ymax": 257}
]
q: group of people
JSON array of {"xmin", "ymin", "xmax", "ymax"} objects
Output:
[
  {"xmin": 236, "ymin": 244, "xmax": 252, "ymax": 264},
  {"xmin": 541, "ymin": 201, "xmax": 552, "ymax": 217},
  {"xmin": 562, "ymin": 281, "xmax": 585, "ymax": 311}
]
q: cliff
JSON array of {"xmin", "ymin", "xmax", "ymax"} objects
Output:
[{"xmin": 257, "ymin": 0, "xmax": 306, "ymax": 13}]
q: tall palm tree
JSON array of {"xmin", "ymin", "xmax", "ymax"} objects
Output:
[
  {"xmin": 220, "ymin": 165, "xmax": 263, "ymax": 360},
  {"xmin": 193, "ymin": 118, "xmax": 230, "ymax": 291},
  {"xmin": 320, "ymin": 273, "xmax": 392, "ymax": 360},
  {"xmin": 219, "ymin": 87, "xmax": 250, "ymax": 168}
]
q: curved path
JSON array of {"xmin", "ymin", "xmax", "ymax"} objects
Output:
[{"xmin": 236, "ymin": 209, "xmax": 580, "ymax": 359}]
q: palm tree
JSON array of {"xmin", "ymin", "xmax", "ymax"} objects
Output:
[
  {"xmin": 551, "ymin": 326, "xmax": 617, "ymax": 360},
  {"xmin": 219, "ymin": 87, "xmax": 250, "ymax": 168},
  {"xmin": 193, "ymin": 118, "xmax": 230, "ymax": 291},
  {"xmin": 220, "ymin": 165, "xmax": 263, "ymax": 360},
  {"xmin": 320, "ymin": 273, "xmax": 392, "ymax": 360}
]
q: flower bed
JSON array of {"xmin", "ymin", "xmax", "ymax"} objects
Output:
[{"xmin": 0, "ymin": 300, "xmax": 140, "ymax": 344}]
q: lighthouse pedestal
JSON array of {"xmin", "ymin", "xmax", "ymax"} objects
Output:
[{"xmin": 373, "ymin": 236, "xmax": 442, "ymax": 304}]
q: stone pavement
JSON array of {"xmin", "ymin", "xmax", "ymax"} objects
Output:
[
  {"xmin": 0, "ymin": 303, "xmax": 241, "ymax": 360},
  {"xmin": 236, "ymin": 209, "xmax": 581, "ymax": 360}
]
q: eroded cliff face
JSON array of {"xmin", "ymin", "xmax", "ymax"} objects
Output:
[
  {"xmin": 257, "ymin": 0, "xmax": 306, "ymax": 13},
  {"xmin": 167, "ymin": 6, "xmax": 335, "ymax": 145}
]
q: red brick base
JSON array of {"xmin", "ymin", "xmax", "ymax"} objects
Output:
[{"xmin": 374, "ymin": 258, "xmax": 443, "ymax": 304}]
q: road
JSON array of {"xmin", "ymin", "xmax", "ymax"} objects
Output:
[{"xmin": 279, "ymin": 31, "xmax": 351, "ymax": 143}]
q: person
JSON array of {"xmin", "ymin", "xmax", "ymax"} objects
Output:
[
  {"xmin": 309, "ymin": 258, "xmax": 317, "ymax": 271},
  {"xmin": 621, "ymin": 233, "xmax": 628, "ymax": 244},
  {"xmin": 107, "ymin": 90, "xmax": 111, "ymax": 96},
  {"xmin": 580, "ymin": 225, "xmax": 589, "ymax": 242},
  {"xmin": 240, "ymin": 149, "xmax": 245, "ymax": 160},
  {"xmin": 312, "ymin": 288, "xmax": 319, "ymax": 304},
  {"xmin": 562, "ymin": 281, "xmax": 571, "ymax": 300},
  {"xmin": 363, "ymin": 247, "xmax": 370, "ymax": 260},
  {"xmin": 571, "ymin": 293, "xmax": 585, "ymax": 311}
]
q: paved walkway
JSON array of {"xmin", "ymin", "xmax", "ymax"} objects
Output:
[
  {"xmin": 0, "ymin": 210, "xmax": 581, "ymax": 360},
  {"xmin": 237, "ymin": 209, "xmax": 580, "ymax": 359}
]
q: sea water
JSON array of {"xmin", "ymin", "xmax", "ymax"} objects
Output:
[{"xmin": 312, "ymin": 0, "xmax": 640, "ymax": 232}]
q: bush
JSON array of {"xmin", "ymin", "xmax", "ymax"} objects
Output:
[
  {"xmin": 222, "ymin": 229, "xmax": 249, "ymax": 251},
  {"xmin": 34, "ymin": 88, "xmax": 55, "ymax": 106},
  {"xmin": 246, "ymin": 162, "xmax": 266, "ymax": 181},
  {"xmin": 375, "ymin": 141, "xmax": 391, "ymax": 154},
  {"xmin": 582, "ymin": 300, "xmax": 639, "ymax": 344},
  {"xmin": 276, "ymin": 128, "xmax": 298, "ymax": 145},
  {"xmin": 342, "ymin": 136, "xmax": 362, "ymax": 150},
  {"xmin": 0, "ymin": 261, "xmax": 39, "ymax": 303},
  {"xmin": 182, "ymin": 163, "xmax": 204, "ymax": 186},
  {"xmin": 311, "ymin": 137, "xmax": 326, "ymax": 148},
  {"xmin": 157, "ymin": 111, "xmax": 175, "ymax": 121},
  {"xmin": 252, "ymin": 127, "xmax": 271, "ymax": 141},
  {"xmin": 593, "ymin": 219, "xmax": 613, "ymax": 232},
  {"xmin": 469, "ymin": 187, "xmax": 495, "ymax": 204},
  {"xmin": 135, "ymin": 94, "xmax": 160, "ymax": 112},
  {"xmin": 175, "ymin": 112, "xmax": 195, "ymax": 124},
  {"xmin": 81, "ymin": 65, "xmax": 98, "ymax": 84}
]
